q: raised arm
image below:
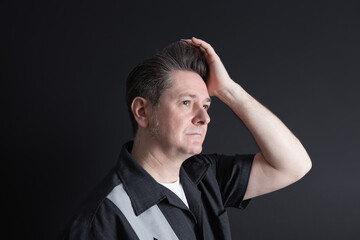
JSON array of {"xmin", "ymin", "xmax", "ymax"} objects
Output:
[{"xmin": 183, "ymin": 37, "xmax": 312, "ymax": 200}]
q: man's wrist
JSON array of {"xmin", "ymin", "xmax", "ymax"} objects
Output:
[{"xmin": 215, "ymin": 81, "xmax": 248, "ymax": 103}]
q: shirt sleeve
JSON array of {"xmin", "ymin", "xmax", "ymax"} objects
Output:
[{"xmin": 205, "ymin": 153, "xmax": 254, "ymax": 209}]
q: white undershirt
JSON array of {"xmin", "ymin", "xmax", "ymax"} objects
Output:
[{"xmin": 159, "ymin": 178, "xmax": 189, "ymax": 208}]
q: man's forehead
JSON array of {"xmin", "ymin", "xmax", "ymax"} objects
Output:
[
  {"xmin": 167, "ymin": 70, "xmax": 210, "ymax": 99},
  {"xmin": 169, "ymin": 70, "xmax": 205, "ymax": 84}
]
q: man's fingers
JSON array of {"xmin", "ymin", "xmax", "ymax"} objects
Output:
[
  {"xmin": 180, "ymin": 38, "xmax": 212, "ymax": 54},
  {"xmin": 180, "ymin": 39, "xmax": 203, "ymax": 51},
  {"xmin": 191, "ymin": 37, "xmax": 217, "ymax": 56},
  {"xmin": 180, "ymin": 37, "xmax": 219, "ymax": 63}
]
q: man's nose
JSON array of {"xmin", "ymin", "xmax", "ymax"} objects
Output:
[{"xmin": 192, "ymin": 107, "xmax": 211, "ymax": 126}]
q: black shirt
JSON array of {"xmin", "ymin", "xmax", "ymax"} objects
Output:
[{"xmin": 61, "ymin": 142, "xmax": 254, "ymax": 240}]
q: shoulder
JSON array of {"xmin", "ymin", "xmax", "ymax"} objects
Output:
[
  {"xmin": 60, "ymin": 168, "xmax": 122, "ymax": 239},
  {"xmin": 61, "ymin": 197, "xmax": 136, "ymax": 240}
]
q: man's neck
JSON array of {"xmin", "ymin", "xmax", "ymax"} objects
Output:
[{"xmin": 131, "ymin": 136, "xmax": 188, "ymax": 183}]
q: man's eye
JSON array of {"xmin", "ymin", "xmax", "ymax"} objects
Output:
[
  {"xmin": 182, "ymin": 100, "xmax": 190, "ymax": 106},
  {"xmin": 203, "ymin": 105, "xmax": 210, "ymax": 110}
]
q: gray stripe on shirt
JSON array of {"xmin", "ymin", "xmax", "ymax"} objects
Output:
[{"xmin": 107, "ymin": 183, "xmax": 179, "ymax": 240}]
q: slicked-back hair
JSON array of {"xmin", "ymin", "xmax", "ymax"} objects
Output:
[{"xmin": 126, "ymin": 41, "xmax": 209, "ymax": 136}]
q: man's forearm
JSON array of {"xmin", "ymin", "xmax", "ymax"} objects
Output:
[{"xmin": 215, "ymin": 80, "xmax": 311, "ymax": 178}]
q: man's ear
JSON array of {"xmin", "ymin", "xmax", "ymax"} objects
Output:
[{"xmin": 131, "ymin": 97, "xmax": 152, "ymax": 129}]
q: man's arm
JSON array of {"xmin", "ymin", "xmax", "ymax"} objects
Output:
[{"xmin": 186, "ymin": 37, "xmax": 312, "ymax": 200}]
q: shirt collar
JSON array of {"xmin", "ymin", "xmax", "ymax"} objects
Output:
[
  {"xmin": 182, "ymin": 155, "xmax": 210, "ymax": 185},
  {"xmin": 116, "ymin": 142, "xmax": 166, "ymax": 216},
  {"xmin": 115, "ymin": 141, "xmax": 210, "ymax": 216}
]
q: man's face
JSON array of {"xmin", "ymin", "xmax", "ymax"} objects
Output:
[{"xmin": 149, "ymin": 70, "xmax": 211, "ymax": 158}]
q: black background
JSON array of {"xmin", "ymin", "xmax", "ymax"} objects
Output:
[{"xmin": 2, "ymin": 0, "xmax": 360, "ymax": 239}]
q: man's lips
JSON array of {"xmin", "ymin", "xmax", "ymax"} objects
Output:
[
  {"xmin": 187, "ymin": 133, "xmax": 202, "ymax": 137},
  {"xmin": 186, "ymin": 128, "xmax": 205, "ymax": 137}
]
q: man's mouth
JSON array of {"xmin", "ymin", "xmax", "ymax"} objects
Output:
[{"xmin": 187, "ymin": 133, "xmax": 202, "ymax": 137}]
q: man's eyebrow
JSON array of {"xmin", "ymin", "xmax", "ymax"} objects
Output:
[{"xmin": 178, "ymin": 93, "xmax": 211, "ymax": 103}]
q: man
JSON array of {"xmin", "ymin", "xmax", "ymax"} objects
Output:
[{"xmin": 61, "ymin": 37, "xmax": 311, "ymax": 239}]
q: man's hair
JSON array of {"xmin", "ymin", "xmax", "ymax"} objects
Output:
[{"xmin": 126, "ymin": 41, "xmax": 209, "ymax": 136}]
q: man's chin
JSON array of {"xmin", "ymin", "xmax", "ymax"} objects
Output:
[{"xmin": 185, "ymin": 146, "xmax": 203, "ymax": 156}]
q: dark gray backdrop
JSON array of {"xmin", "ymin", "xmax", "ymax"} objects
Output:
[{"xmin": 2, "ymin": 0, "xmax": 359, "ymax": 239}]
